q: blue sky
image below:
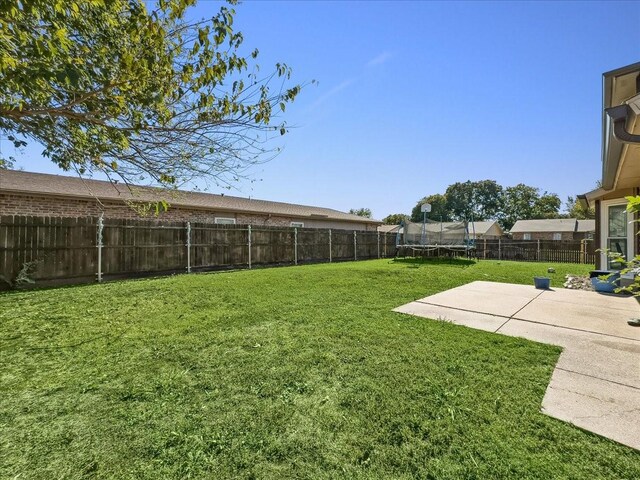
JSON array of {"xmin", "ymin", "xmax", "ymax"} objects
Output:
[{"xmin": 4, "ymin": 1, "xmax": 640, "ymax": 220}]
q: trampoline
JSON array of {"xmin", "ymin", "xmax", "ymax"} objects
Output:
[{"xmin": 396, "ymin": 219, "xmax": 476, "ymax": 257}]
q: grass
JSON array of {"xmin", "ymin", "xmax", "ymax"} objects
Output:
[{"xmin": 1, "ymin": 258, "xmax": 638, "ymax": 479}]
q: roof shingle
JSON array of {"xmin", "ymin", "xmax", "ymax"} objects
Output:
[{"xmin": 510, "ymin": 218, "xmax": 595, "ymax": 233}]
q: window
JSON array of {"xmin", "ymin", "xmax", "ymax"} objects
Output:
[
  {"xmin": 523, "ymin": 233, "xmax": 531, "ymax": 240},
  {"xmin": 552, "ymin": 233, "xmax": 562, "ymax": 241},
  {"xmin": 290, "ymin": 221, "xmax": 304, "ymax": 228},
  {"xmin": 214, "ymin": 217, "xmax": 236, "ymax": 225},
  {"xmin": 607, "ymin": 205, "xmax": 627, "ymax": 267}
]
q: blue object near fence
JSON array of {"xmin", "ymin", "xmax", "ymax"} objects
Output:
[
  {"xmin": 534, "ymin": 276, "xmax": 550, "ymax": 289},
  {"xmin": 590, "ymin": 270, "xmax": 620, "ymax": 293}
]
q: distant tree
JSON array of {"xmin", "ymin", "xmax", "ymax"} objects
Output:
[
  {"xmin": 500, "ymin": 184, "xmax": 562, "ymax": 230},
  {"xmin": 566, "ymin": 196, "xmax": 595, "ymax": 219},
  {"xmin": 533, "ymin": 192, "xmax": 562, "ymax": 218},
  {"xmin": 0, "ymin": 0, "xmax": 304, "ymax": 188},
  {"xmin": 445, "ymin": 180, "xmax": 503, "ymax": 221},
  {"xmin": 382, "ymin": 213, "xmax": 408, "ymax": 225},
  {"xmin": 411, "ymin": 194, "xmax": 451, "ymax": 222},
  {"xmin": 349, "ymin": 207, "xmax": 372, "ymax": 218},
  {"xmin": 500, "ymin": 184, "xmax": 538, "ymax": 230}
]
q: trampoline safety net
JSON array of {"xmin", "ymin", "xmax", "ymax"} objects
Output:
[{"xmin": 398, "ymin": 220, "xmax": 474, "ymax": 248}]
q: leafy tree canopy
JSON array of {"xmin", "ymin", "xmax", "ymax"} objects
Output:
[
  {"xmin": 534, "ymin": 193, "xmax": 562, "ymax": 218},
  {"xmin": 349, "ymin": 207, "xmax": 372, "ymax": 218},
  {"xmin": 0, "ymin": 0, "xmax": 304, "ymax": 188},
  {"xmin": 499, "ymin": 184, "xmax": 562, "ymax": 230},
  {"xmin": 408, "ymin": 180, "xmax": 563, "ymax": 230},
  {"xmin": 382, "ymin": 213, "xmax": 408, "ymax": 225},
  {"xmin": 444, "ymin": 180, "xmax": 503, "ymax": 221},
  {"xmin": 565, "ymin": 196, "xmax": 595, "ymax": 220},
  {"xmin": 410, "ymin": 194, "xmax": 451, "ymax": 222}
]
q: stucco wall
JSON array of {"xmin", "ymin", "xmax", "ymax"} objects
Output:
[{"xmin": 0, "ymin": 192, "xmax": 377, "ymax": 231}]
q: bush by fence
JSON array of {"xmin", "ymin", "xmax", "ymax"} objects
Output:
[{"xmin": 0, "ymin": 215, "xmax": 397, "ymax": 287}]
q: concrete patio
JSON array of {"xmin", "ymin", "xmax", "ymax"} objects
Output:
[{"xmin": 394, "ymin": 280, "xmax": 640, "ymax": 451}]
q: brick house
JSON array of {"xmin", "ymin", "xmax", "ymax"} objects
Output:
[
  {"xmin": 0, "ymin": 169, "xmax": 381, "ymax": 231},
  {"xmin": 510, "ymin": 219, "xmax": 595, "ymax": 241}
]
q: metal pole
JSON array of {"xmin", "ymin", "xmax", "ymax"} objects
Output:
[
  {"xmin": 186, "ymin": 221, "xmax": 191, "ymax": 273},
  {"xmin": 498, "ymin": 237, "xmax": 501, "ymax": 260},
  {"xmin": 96, "ymin": 214, "xmax": 103, "ymax": 282},
  {"xmin": 377, "ymin": 231, "xmax": 380, "ymax": 259},
  {"xmin": 537, "ymin": 239, "xmax": 540, "ymax": 262},
  {"xmin": 483, "ymin": 238, "xmax": 487, "ymax": 260},
  {"xmin": 328, "ymin": 229, "xmax": 332, "ymax": 263},
  {"xmin": 294, "ymin": 227, "xmax": 298, "ymax": 265},
  {"xmin": 353, "ymin": 230, "xmax": 357, "ymax": 261},
  {"xmin": 248, "ymin": 224, "xmax": 252, "ymax": 269}
]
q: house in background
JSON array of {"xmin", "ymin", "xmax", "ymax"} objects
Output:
[
  {"xmin": 580, "ymin": 63, "xmax": 640, "ymax": 269},
  {"xmin": 0, "ymin": 170, "xmax": 381, "ymax": 231},
  {"xmin": 377, "ymin": 224, "xmax": 401, "ymax": 235},
  {"xmin": 510, "ymin": 218, "xmax": 595, "ymax": 241},
  {"xmin": 469, "ymin": 220, "xmax": 504, "ymax": 240}
]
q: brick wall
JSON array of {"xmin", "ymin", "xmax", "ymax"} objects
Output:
[
  {"xmin": 511, "ymin": 231, "xmax": 575, "ymax": 241},
  {"xmin": 0, "ymin": 192, "xmax": 375, "ymax": 231}
]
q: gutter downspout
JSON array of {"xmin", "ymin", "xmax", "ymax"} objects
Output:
[{"xmin": 605, "ymin": 104, "xmax": 640, "ymax": 144}]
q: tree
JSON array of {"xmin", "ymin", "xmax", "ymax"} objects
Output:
[
  {"xmin": 500, "ymin": 184, "xmax": 561, "ymax": 230},
  {"xmin": 444, "ymin": 180, "xmax": 503, "ymax": 221},
  {"xmin": 566, "ymin": 196, "xmax": 595, "ymax": 219},
  {"xmin": 0, "ymin": 0, "xmax": 304, "ymax": 188},
  {"xmin": 533, "ymin": 192, "xmax": 561, "ymax": 218},
  {"xmin": 349, "ymin": 208, "xmax": 372, "ymax": 218},
  {"xmin": 382, "ymin": 213, "xmax": 408, "ymax": 225},
  {"xmin": 500, "ymin": 184, "xmax": 538, "ymax": 230},
  {"xmin": 411, "ymin": 194, "xmax": 451, "ymax": 222}
]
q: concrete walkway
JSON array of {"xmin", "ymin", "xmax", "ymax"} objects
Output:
[{"xmin": 394, "ymin": 281, "xmax": 640, "ymax": 451}]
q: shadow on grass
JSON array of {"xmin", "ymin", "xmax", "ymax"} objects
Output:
[{"xmin": 392, "ymin": 256, "xmax": 477, "ymax": 268}]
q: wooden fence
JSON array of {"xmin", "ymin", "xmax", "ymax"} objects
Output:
[
  {"xmin": 0, "ymin": 215, "xmax": 397, "ymax": 287},
  {"xmin": 476, "ymin": 239, "xmax": 596, "ymax": 264},
  {"xmin": 399, "ymin": 238, "xmax": 596, "ymax": 265}
]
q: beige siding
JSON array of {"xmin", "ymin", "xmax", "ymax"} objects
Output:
[{"xmin": 483, "ymin": 223, "xmax": 503, "ymax": 239}]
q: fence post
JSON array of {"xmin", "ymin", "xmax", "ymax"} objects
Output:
[
  {"xmin": 328, "ymin": 229, "xmax": 332, "ymax": 263},
  {"xmin": 498, "ymin": 238, "xmax": 501, "ymax": 260},
  {"xmin": 96, "ymin": 214, "xmax": 103, "ymax": 282},
  {"xmin": 537, "ymin": 239, "xmax": 540, "ymax": 262},
  {"xmin": 186, "ymin": 221, "xmax": 191, "ymax": 273},
  {"xmin": 353, "ymin": 230, "xmax": 357, "ymax": 261},
  {"xmin": 377, "ymin": 232, "xmax": 380, "ymax": 259},
  {"xmin": 248, "ymin": 224, "xmax": 252, "ymax": 269},
  {"xmin": 294, "ymin": 227, "xmax": 298, "ymax": 265},
  {"xmin": 384, "ymin": 232, "xmax": 387, "ymax": 258}
]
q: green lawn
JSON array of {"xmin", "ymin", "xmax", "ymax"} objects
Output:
[{"xmin": 1, "ymin": 259, "xmax": 638, "ymax": 479}]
